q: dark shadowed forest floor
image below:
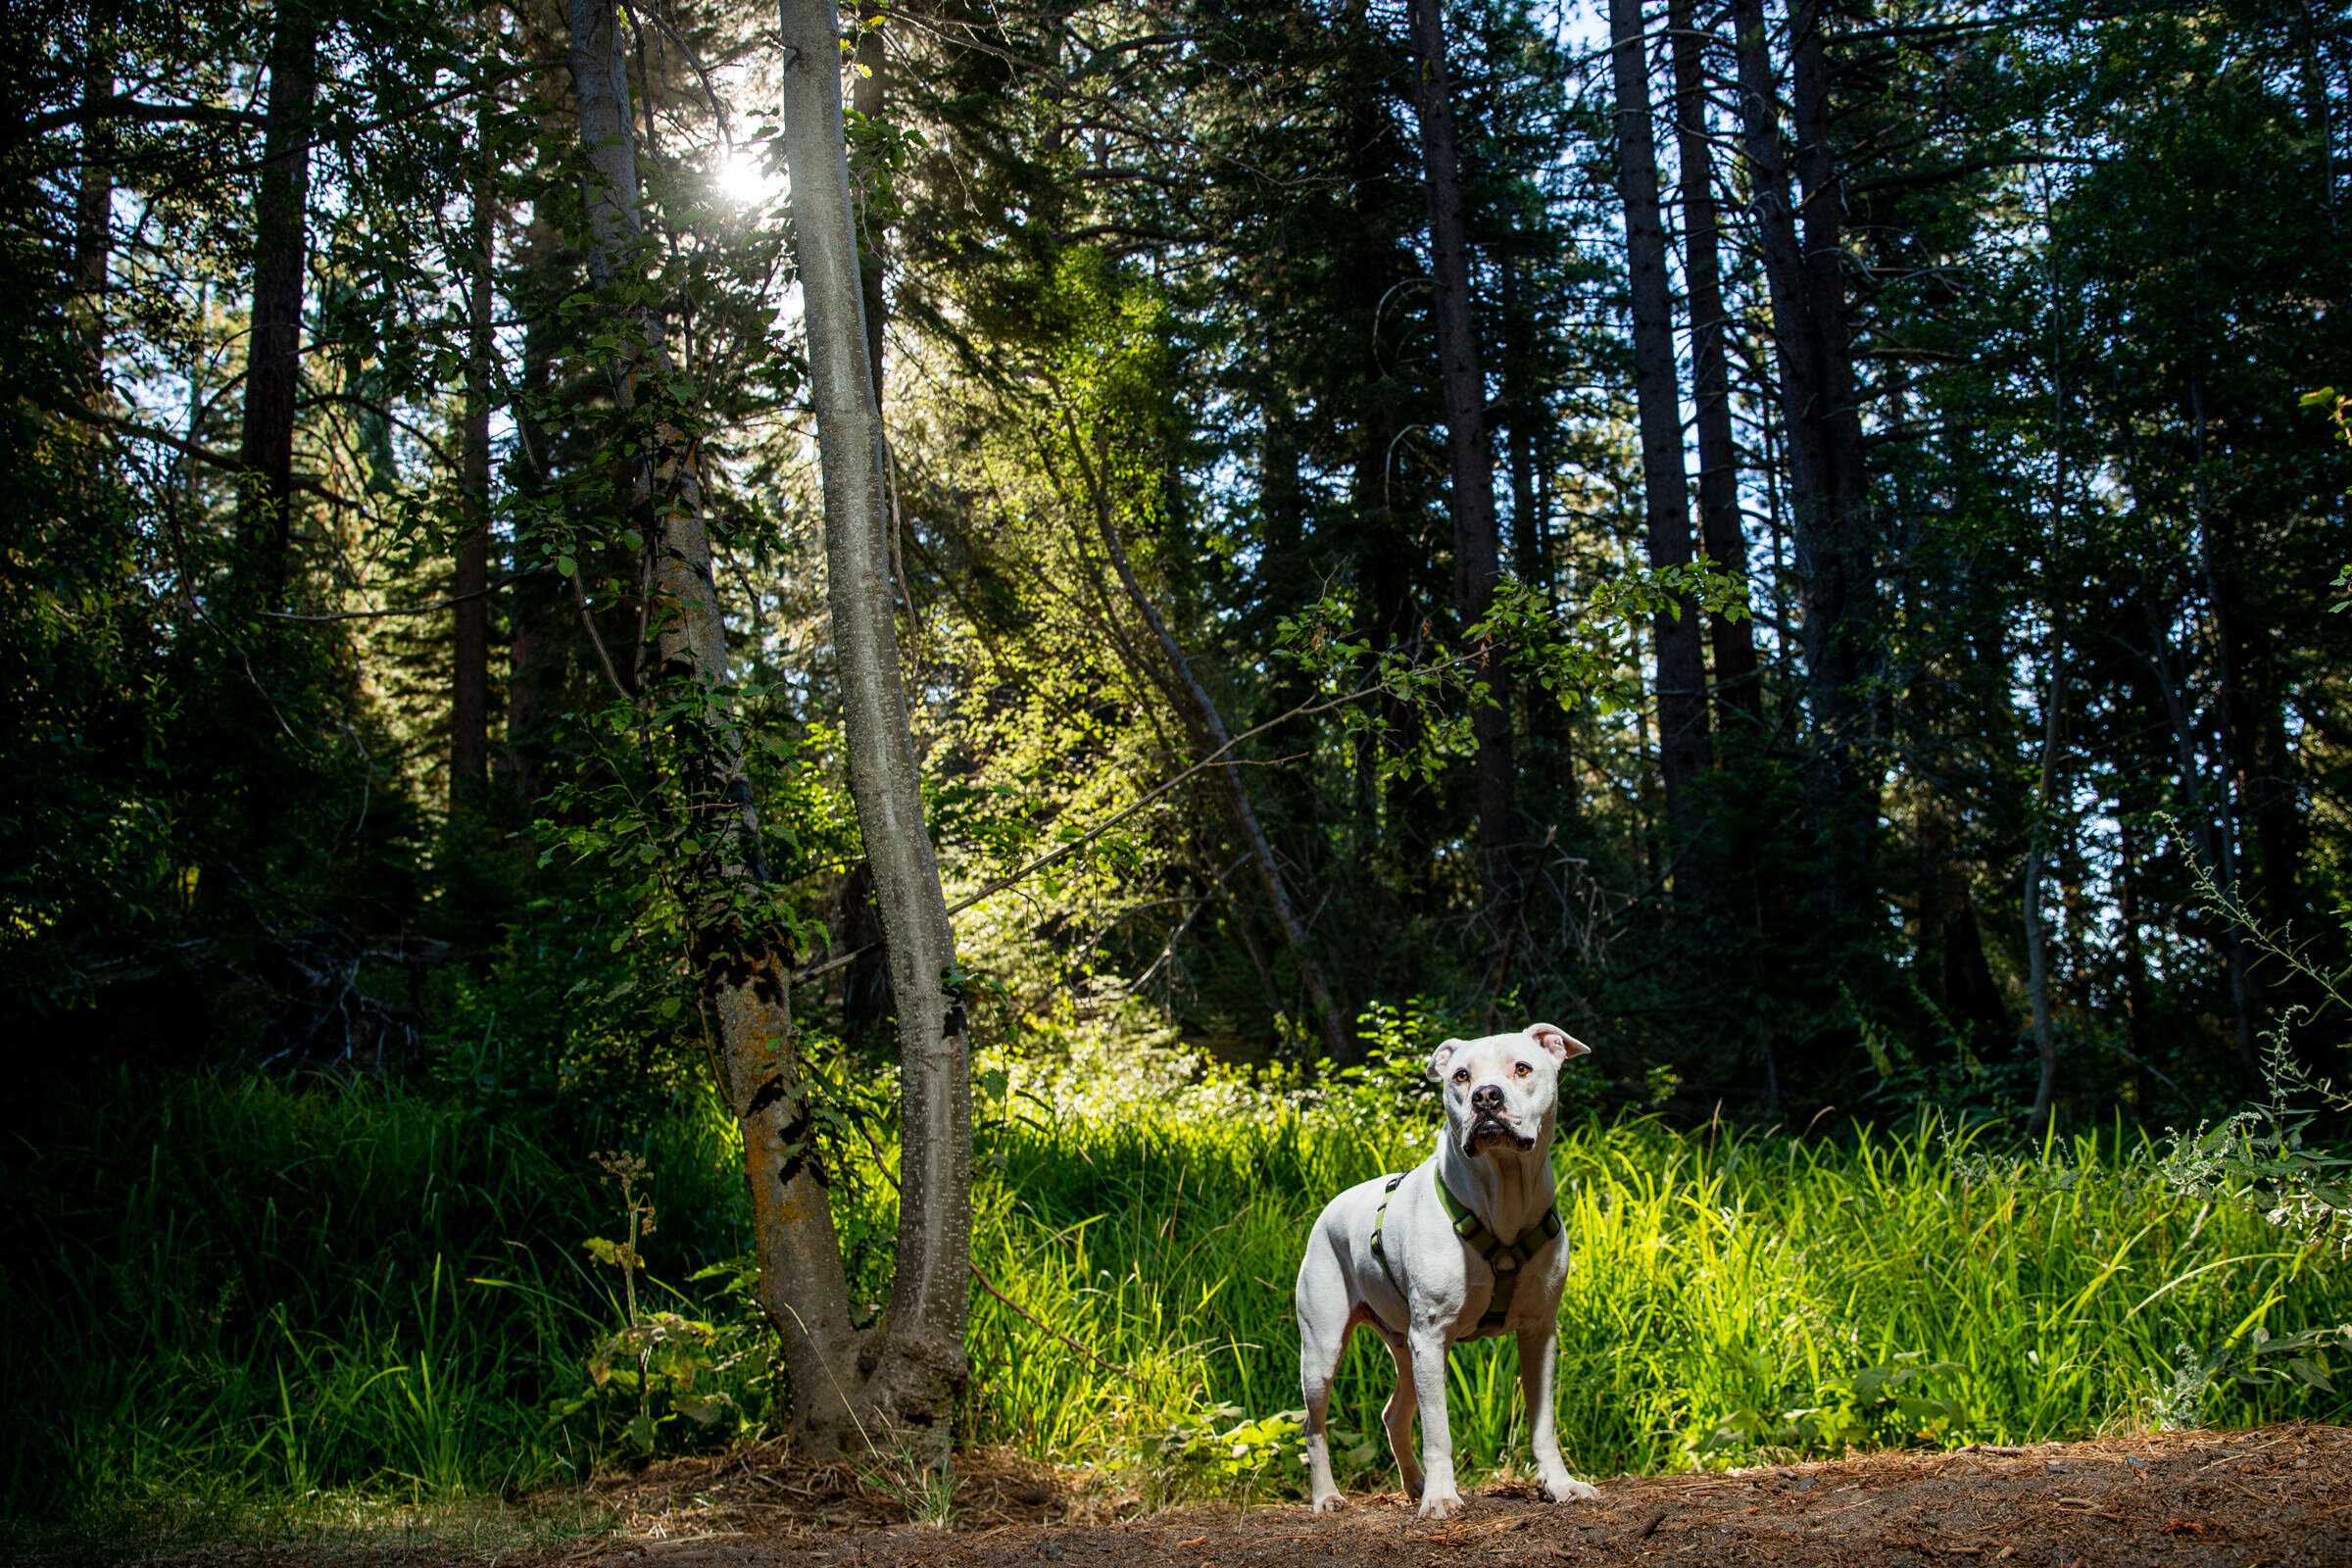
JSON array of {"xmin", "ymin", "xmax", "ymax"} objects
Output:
[{"xmin": 111, "ymin": 1425, "xmax": 2352, "ymax": 1568}]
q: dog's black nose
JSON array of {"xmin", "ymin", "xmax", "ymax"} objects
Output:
[{"xmin": 1471, "ymin": 1084, "xmax": 1506, "ymax": 1114}]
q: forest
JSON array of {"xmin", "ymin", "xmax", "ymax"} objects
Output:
[{"xmin": 6, "ymin": 0, "xmax": 2352, "ymax": 1542}]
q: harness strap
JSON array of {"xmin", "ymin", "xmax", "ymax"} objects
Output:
[
  {"xmin": 1435, "ymin": 1168, "xmax": 1562, "ymax": 1332},
  {"xmin": 1367, "ymin": 1167, "xmax": 1563, "ymax": 1334},
  {"xmin": 1368, "ymin": 1173, "xmax": 1408, "ymax": 1296}
]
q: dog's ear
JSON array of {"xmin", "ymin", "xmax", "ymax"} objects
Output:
[
  {"xmin": 1528, "ymin": 1023, "xmax": 1591, "ymax": 1061},
  {"xmin": 1426, "ymin": 1039, "xmax": 1466, "ymax": 1081}
]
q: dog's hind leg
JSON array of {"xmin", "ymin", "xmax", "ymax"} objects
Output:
[
  {"xmin": 1518, "ymin": 1324, "xmax": 1598, "ymax": 1502},
  {"xmin": 1376, "ymin": 1328, "xmax": 1425, "ymax": 1502},
  {"xmin": 1297, "ymin": 1259, "xmax": 1353, "ymax": 1513}
]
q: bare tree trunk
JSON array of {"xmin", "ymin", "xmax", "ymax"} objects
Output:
[
  {"xmin": 75, "ymin": 9, "xmax": 111, "ymax": 375},
  {"xmin": 853, "ymin": 0, "xmax": 887, "ymax": 402},
  {"xmin": 502, "ymin": 598, "xmax": 548, "ymax": 803},
  {"xmin": 2027, "ymin": 207, "xmax": 2072, "ymax": 1138},
  {"xmin": 1669, "ymin": 0, "xmax": 1758, "ymax": 724},
  {"xmin": 1610, "ymin": 0, "xmax": 1713, "ymax": 885},
  {"xmin": 1498, "ymin": 252, "xmax": 1544, "ymax": 588},
  {"xmin": 1406, "ymin": 0, "xmax": 1517, "ymax": 970},
  {"xmin": 237, "ymin": 4, "xmax": 318, "ymax": 608},
  {"xmin": 1731, "ymin": 0, "xmax": 1829, "ymax": 673},
  {"xmin": 2024, "ymin": 649, "xmax": 2064, "ymax": 1138},
  {"xmin": 1067, "ymin": 432, "xmax": 1351, "ymax": 1059},
  {"xmin": 2136, "ymin": 591, "xmax": 2259, "ymax": 1087},
  {"xmin": 1732, "ymin": 0, "xmax": 1868, "ymax": 917},
  {"xmin": 566, "ymin": 0, "xmax": 861, "ymax": 1452},
  {"xmin": 452, "ymin": 101, "xmax": 495, "ymax": 809},
  {"xmin": 2187, "ymin": 371, "xmax": 2264, "ymax": 1087},
  {"xmin": 779, "ymin": 0, "xmax": 971, "ymax": 1456},
  {"xmin": 2117, "ymin": 807, "xmax": 2156, "ymax": 1107}
]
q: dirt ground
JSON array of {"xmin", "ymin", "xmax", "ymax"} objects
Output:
[
  {"xmin": 542, "ymin": 1424, "xmax": 2352, "ymax": 1568},
  {"xmin": 124, "ymin": 1425, "xmax": 2352, "ymax": 1567}
]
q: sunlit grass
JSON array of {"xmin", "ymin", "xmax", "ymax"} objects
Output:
[
  {"xmin": 9, "ymin": 1057, "xmax": 2348, "ymax": 1539},
  {"xmin": 948, "ymin": 1088, "xmax": 2352, "ymax": 1494}
]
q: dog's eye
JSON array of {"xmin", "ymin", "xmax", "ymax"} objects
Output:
[
  {"xmin": 1451, "ymin": 1068, "xmax": 1471, "ymax": 1085},
  {"xmin": 1514, "ymin": 1061, "xmax": 1533, "ymax": 1077}
]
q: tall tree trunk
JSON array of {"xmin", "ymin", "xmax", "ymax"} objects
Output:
[
  {"xmin": 75, "ymin": 8, "xmax": 111, "ymax": 376},
  {"xmin": 1067, "ymin": 430, "xmax": 1351, "ymax": 1060},
  {"xmin": 502, "ymin": 609, "xmax": 547, "ymax": 803},
  {"xmin": 2136, "ymin": 587, "xmax": 2260, "ymax": 1087},
  {"xmin": 2117, "ymin": 805, "xmax": 2156, "ymax": 1107},
  {"xmin": 1609, "ymin": 0, "xmax": 1714, "ymax": 885},
  {"xmin": 1343, "ymin": 0, "xmax": 1422, "ymax": 926},
  {"xmin": 238, "ymin": 4, "xmax": 318, "ymax": 608},
  {"xmin": 854, "ymin": 0, "xmax": 887, "ymax": 402},
  {"xmin": 566, "ymin": 0, "xmax": 862, "ymax": 1453},
  {"xmin": 1669, "ymin": 0, "xmax": 1758, "ymax": 724},
  {"xmin": 1731, "ymin": 0, "xmax": 1867, "ymax": 915},
  {"xmin": 2024, "ymin": 649, "xmax": 2065, "ymax": 1138},
  {"xmin": 1406, "ymin": 0, "xmax": 1517, "ymax": 971},
  {"xmin": 1789, "ymin": 0, "xmax": 1874, "ymax": 691},
  {"xmin": 2184, "ymin": 370, "xmax": 2264, "ymax": 1087},
  {"xmin": 452, "ymin": 101, "xmax": 495, "ymax": 810},
  {"xmin": 1498, "ymin": 251, "xmax": 1545, "ymax": 587},
  {"xmin": 779, "ymin": 0, "xmax": 972, "ymax": 1455}
]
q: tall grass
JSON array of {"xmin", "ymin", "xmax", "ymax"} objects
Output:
[
  {"xmin": 2, "ymin": 1069, "xmax": 749, "ymax": 1534},
  {"xmin": 955, "ymin": 1066, "xmax": 2352, "ymax": 1491},
  {"xmin": 8, "ymin": 1055, "xmax": 2348, "ymax": 1536}
]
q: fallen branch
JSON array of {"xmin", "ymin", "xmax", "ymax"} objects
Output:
[
  {"xmin": 787, "ymin": 665, "xmax": 1446, "ymax": 986},
  {"xmin": 966, "ymin": 1264, "xmax": 1139, "ymax": 1383},
  {"xmin": 849, "ymin": 1118, "xmax": 1136, "ymax": 1381}
]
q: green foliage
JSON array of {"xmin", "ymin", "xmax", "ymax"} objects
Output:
[
  {"xmin": 0, "ymin": 1069, "xmax": 763, "ymax": 1538},
  {"xmin": 16, "ymin": 1026, "xmax": 2352, "ymax": 1534},
  {"xmin": 1270, "ymin": 564, "xmax": 1749, "ymax": 787},
  {"xmin": 938, "ymin": 1034, "xmax": 2352, "ymax": 1489},
  {"xmin": 556, "ymin": 1153, "xmax": 753, "ymax": 1454}
]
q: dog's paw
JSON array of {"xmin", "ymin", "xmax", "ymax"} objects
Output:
[
  {"xmin": 1415, "ymin": 1491, "xmax": 1465, "ymax": 1520},
  {"xmin": 1310, "ymin": 1492, "xmax": 1347, "ymax": 1515},
  {"xmin": 1546, "ymin": 1477, "xmax": 1600, "ymax": 1503}
]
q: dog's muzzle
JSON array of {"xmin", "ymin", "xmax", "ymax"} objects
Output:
[{"xmin": 1466, "ymin": 1114, "xmax": 1536, "ymax": 1155}]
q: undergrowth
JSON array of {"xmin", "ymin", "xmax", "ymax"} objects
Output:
[{"xmin": 7, "ymin": 1029, "xmax": 2350, "ymax": 1545}]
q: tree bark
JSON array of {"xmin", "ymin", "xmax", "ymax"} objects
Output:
[
  {"xmin": 1731, "ymin": 0, "xmax": 1868, "ymax": 913},
  {"xmin": 566, "ymin": 0, "xmax": 860, "ymax": 1454},
  {"xmin": 853, "ymin": 0, "xmax": 888, "ymax": 403},
  {"xmin": 1609, "ymin": 0, "xmax": 1714, "ymax": 877},
  {"xmin": 2187, "ymin": 372, "xmax": 2265, "ymax": 1087},
  {"xmin": 2024, "ymin": 648, "xmax": 2064, "ymax": 1138},
  {"xmin": 452, "ymin": 97, "xmax": 495, "ymax": 810},
  {"xmin": 75, "ymin": 9, "xmax": 111, "ymax": 374},
  {"xmin": 2117, "ymin": 806, "xmax": 2156, "ymax": 1107},
  {"xmin": 779, "ymin": 0, "xmax": 972, "ymax": 1456},
  {"xmin": 1668, "ymin": 0, "xmax": 1758, "ymax": 724},
  {"xmin": 1789, "ymin": 0, "xmax": 1874, "ymax": 690},
  {"xmin": 1406, "ymin": 0, "xmax": 1517, "ymax": 967},
  {"xmin": 237, "ymin": 3, "xmax": 318, "ymax": 608},
  {"xmin": 1341, "ymin": 0, "xmax": 1426, "ymax": 924},
  {"xmin": 1498, "ymin": 252, "xmax": 1544, "ymax": 588},
  {"xmin": 2136, "ymin": 588, "xmax": 2260, "ymax": 1087}
]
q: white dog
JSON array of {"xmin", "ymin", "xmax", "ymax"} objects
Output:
[{"xmin": 1294, "ymin": 1023, "xmax": 1599, "ymax": 1519}]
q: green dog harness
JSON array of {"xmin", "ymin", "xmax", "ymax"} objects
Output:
[{"xmin": 1368, "ymin": 1166, "xmax": 1563, "ymax": 1336}]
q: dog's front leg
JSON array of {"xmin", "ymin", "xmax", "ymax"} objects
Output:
[
  {"xmin": 1405, "ymin": 1326, "xmax": 1461, "ymax": 1518},
  {"xmin": 1517, "ymin": 1324, "xmax": 1599, "ymax": 1502}
]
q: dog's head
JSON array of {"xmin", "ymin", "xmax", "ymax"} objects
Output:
[{"xmin": 1426, "ymin": 1024, "xmax": 1591, "ymax": 1159}]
